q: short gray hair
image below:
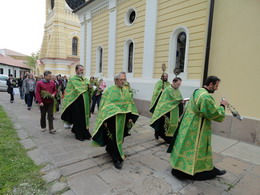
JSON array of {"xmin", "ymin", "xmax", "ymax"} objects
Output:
[
  {"xmin": 114, "ymin": 73, "xmax": 121, "ymax": 81},
  {"xmin": 119, "ymin": 71, "xmax": 126, "ymax": 75}
]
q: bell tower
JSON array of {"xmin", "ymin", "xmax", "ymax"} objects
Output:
[{"xmin": 38, "ymin": 0, "xmax": 81, "ymax": 75}]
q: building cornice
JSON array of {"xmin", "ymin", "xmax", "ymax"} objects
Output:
[{"xmin": 91, "ymin": 3, "xmax": 109, "ymax": 17}]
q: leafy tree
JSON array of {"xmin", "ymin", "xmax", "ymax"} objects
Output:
[{"xmin": 25, "ymin": 51, "xmax": 39, "ymax": 74}]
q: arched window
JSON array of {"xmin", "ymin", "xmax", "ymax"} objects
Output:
[
  {"xmin": 99, "ymin": 48, "xmax": 103, "ymax": 73},
  {"xmin": 51, "ymin": 0, "xmax": 55, "ymax": 10},
  {"xmin": 128, "ymin": 42, "xmax": 133, "ymax": 73},
  {"xmin": 72, "ymin": 37, "xmax": 78, "ymax": 56},
  {"xmin": 96, "ymin": 46, "xmax": 103, "ymax": 73},
  {"xmin": 168, "ymin": 27, "xmax": 189, "ymax": 76},
  {"xmin": 175, "ymin": 32, "xmax": 186, "ymax": 73}
]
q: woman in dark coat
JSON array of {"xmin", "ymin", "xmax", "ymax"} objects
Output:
[{"xmin": 7, "ymin": 74, "xmax": 18, "ymax": 103}]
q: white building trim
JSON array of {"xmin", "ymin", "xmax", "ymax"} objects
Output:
[
  {"xmin": 168, "ymin": 26, "xmax": 190, "ymax": 80},
  {"xmin": 79, "ymin": 15, "xmax": 86, "ymax": 67},
  {"xmin": 44, "ymin": 67, "xmax": 70, "ymax": 71},
  {"xmin": 103, "ymin": 77, "xmax": 199, "ymax": 101},
  {"xmin": 91, "ymin": 3, "xmax": 109, "ymax": 17},
  {"xmin": 142, "ymin": 0, "xmax": 158, "ymax": 79},
  {"xmin": 41, "ymin": 59, "xmax": 75, "ymax": 65},
  {"xmin": 108, "ymin": 0, "xmax": 117, "ymax": 79},
  {"xmin": 86, "ymin": 19, "xmax": 92, "ymax": 78}
]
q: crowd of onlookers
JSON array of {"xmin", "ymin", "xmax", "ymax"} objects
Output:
[
  {"xmin": 6, "ymin": 72, "xmax": 106, "ymax": 113},
  {"xmin": 6, "ymin": 72, "xmax": 68, "ymax": 111}
]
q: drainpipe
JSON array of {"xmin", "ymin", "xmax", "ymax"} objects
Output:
[{"xmin": 202, "ymin": 0, "xmax": 215, "ymax": 86}]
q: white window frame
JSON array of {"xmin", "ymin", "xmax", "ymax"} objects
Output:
[
  {"xmin": 123, "ymin": 39, "xmax": 135, "ymax": 78},
  {"xmin": 72, "ymin": 37, "xmax": 79, "ymax": 56},
  {"xmin": 96, "ymin": 46, "xmax": 103, "ymax": 77},
  {"xmin": 125, "ymin": 8, "xmax": 137, "ymax": 26},
  {"xmin": 168, "ymin": 26, "xmax": 189, "ymax": 79}
]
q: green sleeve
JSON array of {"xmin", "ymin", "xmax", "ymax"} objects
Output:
[{"xmin": 200, "ymin": 97, "xmax": 225, "ymax": 122}]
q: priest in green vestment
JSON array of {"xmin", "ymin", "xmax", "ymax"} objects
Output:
[
  {"xmin": 149, "ymin": 73, "xmax": 170, "ymax": 113},
  {"xmin": 168, "ymin": 76, "xmax": 229, "ymax": 180},
  {"xmin": 150, "ymin": 77, "xmax": 184, "ymax": 143},
  {"xmin": 92, "ymin": 73, "xmax": 139, "ymax": 169},
  {"xmin": 61, "ymin": 64, "xmax": 93, "ymax": 141}
]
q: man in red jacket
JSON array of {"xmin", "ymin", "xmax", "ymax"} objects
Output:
[{"xmin": 36, "ymin": 70, "xmax": 57, "ymax": 133}]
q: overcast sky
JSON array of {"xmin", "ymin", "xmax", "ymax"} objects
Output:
[{"xmin": 0, "ymin": 0, "xmax": 45, "ymax": 55}]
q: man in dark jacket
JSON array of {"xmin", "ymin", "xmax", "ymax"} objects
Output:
[{"xmin": 18, "ymin": 74, "xmax": 25, "ymax": 99}]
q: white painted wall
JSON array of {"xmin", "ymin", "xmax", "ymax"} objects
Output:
[
  {"xmin": 103, "ymin": 78, "xmax": 200, "ymax": 101},
  {"xmin": 0, "ymin": 64, "xmax": 24, "ymax": 78}
]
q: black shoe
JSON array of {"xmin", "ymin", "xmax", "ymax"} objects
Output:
[
  {"xmin": 114, "ymin": 160, "xmax": 122, "ymax": 169},
  {"xmin": 27, "ymin": 107, "xmax": 31, "ymax": 110},
  {"xmin": 76, "ymin": 138, "xmax": 85, "ymax": 141},
  {"xmin": 217, "ymin": 169, "xmax": 226, "ymax": 176},
  {"xmin": 154, "ymin": 132, "xmax": 159, "ymax": 140},
  {"xmin": 10, "ymin": 101, "xmax": 13, "ymax": 103}
]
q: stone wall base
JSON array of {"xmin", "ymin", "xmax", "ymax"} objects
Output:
[{"xmin": 134, "ymin": 98, "xmax": 260, "ymax": 146}]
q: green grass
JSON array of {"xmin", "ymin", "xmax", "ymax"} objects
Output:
[{"xmin": 0, "ymin": 106, "xmax": 47, "ymax": 195}]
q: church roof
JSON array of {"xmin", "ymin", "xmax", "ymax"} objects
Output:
[
  {"xmin": 67, "ymin": 0, "xmax": 95, "ymax": 13},
  {"xmin": 65, "ymin": 0, "xmax": 92, "ymax": 11}
]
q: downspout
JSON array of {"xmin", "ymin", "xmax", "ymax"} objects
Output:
[{"xmin": 202, "ymin": 0, "xmax": 215, "ymax": 86}]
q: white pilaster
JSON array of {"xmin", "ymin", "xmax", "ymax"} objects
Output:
[
  {"xmin": 79, "ymin": 15, "xmax": 86, "ymax": 67},
  {"xmin": 108, "ymin": 0, "xmax": 117, "ymax": 79},
  {"xmin": 142, "ymin": 0, "xmax": 158, "ymax": 79},
  {"xmin": 86, "ymin": 14, "xmax": 92, "ymax": 78}
]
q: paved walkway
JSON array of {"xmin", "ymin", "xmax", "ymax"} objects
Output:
[{"xmin": 0, "ymin": 92, "xmax": 260, "ymax": 195}]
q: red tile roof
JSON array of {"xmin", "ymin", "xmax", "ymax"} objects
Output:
[
  {"xmin": 0, "ymin": 49, "xmax": 29, "ymax": 69},
  {"xmin": 3, "ymin": 49, "xmax": 27, "ymax": 57}
]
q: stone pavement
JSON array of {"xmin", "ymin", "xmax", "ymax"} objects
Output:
[{"xmin": 0, "ymin": 92, "xmax": 260, "ymax": 195}]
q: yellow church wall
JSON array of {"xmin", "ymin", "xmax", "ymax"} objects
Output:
[
  {"xmin": 154, "ymin": 0, "xmax": 209, "ymax": 79},
  {"xmin": 208, "ymin": 0, "xmax": 260, "ymax": 119},
  {"xmin": 91, "ymin": 9, "xmax": 110, "ymax": 77},
  {"xmin": 39, "ymin": 0, "xmax": 80, "ymax": 76},
  {"xmin": 64, "ymin": 27, "xmax": 80, "ymax": 58},
  {"xmin": 115, "ymin": 0, "xmax": 146, "ymax": 78}
]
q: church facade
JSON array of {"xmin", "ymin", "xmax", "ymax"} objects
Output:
[
  {"xmin": 37, "ymin": 0, "xmax": 81, "ymax": 76},
  {"xmin": 72, "ymin": 0, "xmax": 260, "ymax": 145},
  {"xmin": 74, "ymin": 0, "xmax": 208, "ymax": 114}
]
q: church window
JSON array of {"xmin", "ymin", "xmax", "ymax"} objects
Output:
[
  {"xmin": 72, "ymin": 37, "xmax": 78, "ymax": 56},
  {"xmin": 96, "ymin": 46, "xmax": 103, "ymax": 73},
  {"xmin": 99, "ymin": 48, "xmax": 103, "ymax": 73},
  {"xmin": 125, "ymin": 8, "xmax": 136, "ymax": 26},
  {"xmin": 175, "ymin": 32, "xmax": 186, "ymax": 73},
  {"xmin": 128, "ymin": 42, "xmax": 133, "ymax": 73},
  {"xmin": 51, "ymin": 0, "xmax": 55, "ymax": 10}
]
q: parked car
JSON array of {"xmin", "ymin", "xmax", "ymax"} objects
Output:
[{"xmin": 0, "ymin": 74, "xmax": 8, "ymax": 91}]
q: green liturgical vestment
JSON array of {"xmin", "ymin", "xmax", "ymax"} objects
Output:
[
  {"xmin": 61, "ymin": 75, "xmax": 92, "ymax": 129},
  {"xmin": 169, "ymin": 88, "xmax": 225, "ymax": 175},
  {"xmin": 150, "ymin": 85, "xmax": 183, "ymax": 137},
  {"xmin": 149, "ymin": 80, "xmax": 170, "ymax": 113},
  {"xmin": 92, "ymin": 85, "xmax": 139, "ymax": 159}
]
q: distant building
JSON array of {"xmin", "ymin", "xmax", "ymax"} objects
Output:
[
  {"xmin": 0, "ymin": 49, "xmax": 30, "ymax": 78},
  {"xmin": 37, "ymin": 0, "xmax": 81, "ymax": 76}
]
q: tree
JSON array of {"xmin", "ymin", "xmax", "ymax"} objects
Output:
[{"xmin": 26, "ymin": 51, "xmax": 39, "ymax": 74}]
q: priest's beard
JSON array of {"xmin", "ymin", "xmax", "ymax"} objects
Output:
[
  {"xmin": 209, "ymin": 89, "xmax": 215, "ymax": 93},
  {"xmin": 77, "ymin": 73, "xmax": 84, "ymax": 77}
]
